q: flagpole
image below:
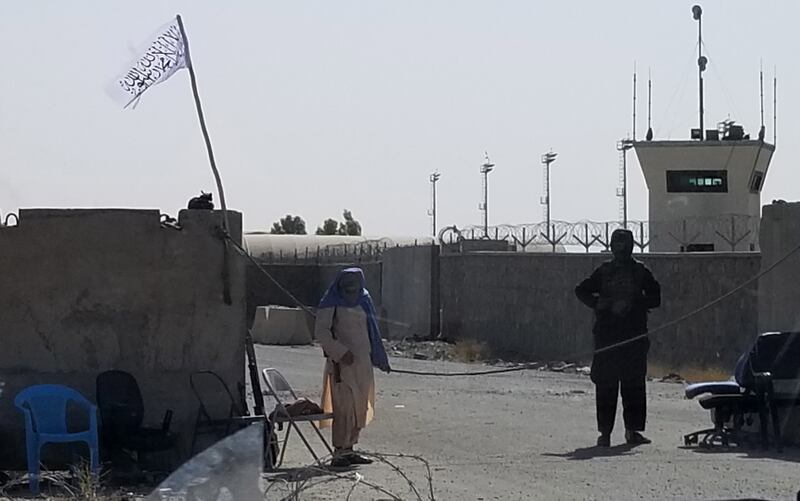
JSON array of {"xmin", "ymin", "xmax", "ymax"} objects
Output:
[
  {"xmin": 175, "ymin": 14, "xmax": 230, "ymax": 234},
  {"xmin": 176, "ymin": 15, "xmax": 233, "ymax": 309}
]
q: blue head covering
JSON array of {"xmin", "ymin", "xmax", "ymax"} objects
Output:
[{"xmin": 318, "ymin": 267, "xmax": 391, "ymax": 372}]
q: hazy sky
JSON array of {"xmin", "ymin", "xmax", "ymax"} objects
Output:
[{"xmin": 1, "ymin": 1, "xmax": 796, "ymax": 236}]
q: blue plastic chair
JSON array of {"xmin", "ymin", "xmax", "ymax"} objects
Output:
[{"xmin": 14, "ymin": 384, "xmax": 100, "ymax": 494}]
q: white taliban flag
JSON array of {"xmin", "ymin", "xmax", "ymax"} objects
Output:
[{"xmin": 107, "ymin": 17, "xmax": 187, "ymax": 108}]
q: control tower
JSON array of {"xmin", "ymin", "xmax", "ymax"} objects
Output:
[{"xmin": 632, "ymin": 5, "xmax": 774, "ymax": 252}]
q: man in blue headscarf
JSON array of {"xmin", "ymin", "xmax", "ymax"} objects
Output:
[
  {"xmin": 575, "ymin": 229, "xmax": 661, "ymax": 447},
  {"xmin": 315, "ymin": 268, "xmax": 390, "ymax": 467}
]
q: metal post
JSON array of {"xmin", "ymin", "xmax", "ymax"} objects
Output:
[
  {"xmin": 480, "ymin": 153, "xmax": 494, "ymax": 239},
  {"xmin": 484, "ymin": 169, "xmax": 488, "ymax": 238},
  {"xmin": 429, "ymin": 172, "xmax": 441, "ymax": 237},
  {"xmin": 622, "ymin": 153, "xmax": 627, "ymax": 226},
  {"xmin": 617, "ymin": 139, "xmax": 633, "ymax": 227},
  {"xmin": 545, "ymin": 165, "xmax": 550, "ymax": 239},
  {"xmin": 540, "ymin": 151, "xmax": 558, "ymax": 240}
]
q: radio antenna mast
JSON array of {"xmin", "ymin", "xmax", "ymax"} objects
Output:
[
  {"xmin": 632, "ymin": 62, "xmax": 637, "ymax": 141},
  {"xmin": 773, "ymin": 68, "xmax": 777, "ymax": 146},
  {"xmin": 759, "ymin": 60, "xmax": 765, "ymax": 141}
]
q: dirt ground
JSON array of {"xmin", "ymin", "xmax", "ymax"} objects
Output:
[
  {"xmin": 4, "ymin": 345, "xmax": 799, "ymax": 500},
  {"xmin": 261, "ymin": 344, "xmax": 800, "ymax": 501}
]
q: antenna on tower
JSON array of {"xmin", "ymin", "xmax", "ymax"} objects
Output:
[
  {"xmin": 632, "ymin": 62, "xmax": 637, "ymax": 141},
  {"xmin": 646, "ymin": 68, "xmax": 653, "ymax": 141},
  {"xmin": 759, "ymin": 60, "xmax": 766, "ymax": 141},
  {"xmin": 773, "ymin": 68, "xmax": 777, "ymax": 146}
]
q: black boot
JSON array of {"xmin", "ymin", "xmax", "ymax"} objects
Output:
[{"xmin": 625, "ymin": 430, "xmax": 651, "ymax": 445}]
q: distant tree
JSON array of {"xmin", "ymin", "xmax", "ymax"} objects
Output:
[
  {"xmin": 316, "ymin": 218, "xmax": 340, "ymax": 235},
  {"xmin": 315, "ymin": 210, "xmax": 362, "ymax": 236},
  {"xmin": 270, "ymin": 214, "xmax": 307, "ymax": 235},
  {"xmin": 338, "ymin": 210, "xmax": 362, "ymax": 236}
]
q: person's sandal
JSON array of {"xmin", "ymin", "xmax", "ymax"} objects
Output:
[
  {"xmin": 625, "ymin": 431, "xmax": 652, "ymax": 445},
  {"xmin": 597, "ymin": 433, "xmax": 611, "ymax": 447},
  {"xmin": 345, "ymin": 453, "xmax": 374, "ymax": 465},
  {"xmin": 329, "ymin": 455, "xmax": 351, "ymax": 468}
]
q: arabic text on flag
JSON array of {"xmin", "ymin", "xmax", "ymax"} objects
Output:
[{"xmin": 108, "ymin": 19, "xmax": 187, "ymax": 108}]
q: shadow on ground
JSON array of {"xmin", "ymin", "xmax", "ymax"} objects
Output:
[
  {"xmin": 542, "ymin": 443, "xmax": 639, "ymax": 460},
  {"xmin": 680, "ymin": 444, "xmax": 800, "ymax": 464},
  {"xmin": 264, "ymin": 462, "xmax": 361, "ymax": 486}
]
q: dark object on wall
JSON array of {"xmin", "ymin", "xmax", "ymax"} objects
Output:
[{"xmin": 188, "ymin": 192, "xmax": 214, "ymax": 210}]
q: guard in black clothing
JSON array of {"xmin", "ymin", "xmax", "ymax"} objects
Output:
[{"xmin": 575, "ymin": 229, "xmax": 661, "ymax": 447}]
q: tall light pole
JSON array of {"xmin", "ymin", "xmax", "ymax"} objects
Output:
[
  {"xmin": 540, "ymin": 151, "xmax": 557, "ymax": 239},
  {"xmin": 428, "ymin": 171, "xmax": 441, "ymax": 237},
  {"xmin": 479, "ymin": 152, "xmax": 494, "ymax": 238},
  {"xmin": 617, "ymin": 139, "xmax": 633, "ymax": 228}
]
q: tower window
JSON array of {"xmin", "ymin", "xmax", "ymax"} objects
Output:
[
  {"xmin": 666, "ymin": 170, "xmax": 728, "ymax": 193},
  {"xmin": 750, "ymin": 171, "xmax": 764, "ymax": 193}
]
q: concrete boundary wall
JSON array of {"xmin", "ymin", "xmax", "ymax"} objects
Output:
[
  {"xmin": 0, "ymin": 209, "xmax": 247, "ymax": 467},
  {"xmin": 381, "ymin": 245, "xmax": 438, "ymax": 340},
  {"xmin": 440, "ymin": 252, "xmax": 760, "ymax": 374},
  {"xmin": 758, "ymin": 202, "xmax": 800, "ymax": 333}
]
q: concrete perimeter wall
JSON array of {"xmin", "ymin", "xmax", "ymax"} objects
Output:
[
  {"xmin": 758, "ymin": 202, "xmax": 800, "ymax": 333},
  {"xmin": 440, "ymin": 252, "xmax": 760, "ymax": 374},
  {"xmin": 0, "ymin": 209, "xmax": 247, "ymax": 467},
  {"xmin": 381, "ymin": 245, "xmax": 438, "ymax": 340}
]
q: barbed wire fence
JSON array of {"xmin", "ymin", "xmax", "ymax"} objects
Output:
[
  {"xmin": 247, "ymin": 237, "xmax": 402, "ymax": 265},
  {"xmin": 248, "ymin": 215, "xmax": 760, "ymax": 264},
  {"xmin": 451, "ymin": 214, "xmax": 758, "ymax": 253}
]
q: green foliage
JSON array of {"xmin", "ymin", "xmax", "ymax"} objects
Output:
[{"xmin": 270, "ymin": 214, "xmax": 307, "ymax": 235}]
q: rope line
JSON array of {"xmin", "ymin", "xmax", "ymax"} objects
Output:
[{"xmin": 391, "ymin": 364, "xmax": 538, "ymax": 377}]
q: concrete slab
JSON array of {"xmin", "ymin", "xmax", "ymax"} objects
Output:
[{"xmin": 252, "ymin": 306, "xmax": 313, "ymax": 345}]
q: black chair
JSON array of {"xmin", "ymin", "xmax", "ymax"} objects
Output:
[
  {"xmin": 684, "ymin": 331, "xmax": 800, "ymax": 450},
  {"xmin": 96, "ymin": 370, "xmax": 178, "ymax": 473}
]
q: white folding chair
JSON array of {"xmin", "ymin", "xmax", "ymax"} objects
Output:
[{"xmin": 261, "ymin": 368, "xmax": 334, "ymax": 468}]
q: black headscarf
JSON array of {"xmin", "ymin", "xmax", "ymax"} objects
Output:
[{"xmin": 610, "ymin": 229, "xmax": 634, "ymax": 262}]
